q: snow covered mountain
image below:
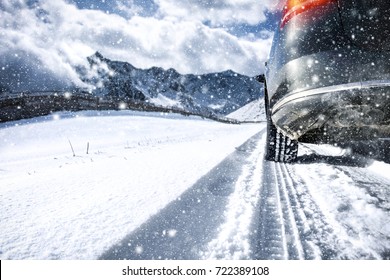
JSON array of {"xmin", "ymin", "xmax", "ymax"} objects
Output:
[
  {"xmin": 227, "ymin": 98, "xmax": 266, "ymax": 122},
  {"xmin": 79, "ymin": 52, "xmax": 264, "ymax": 116},
  {"xmin": 0, "ymin": 52, "xmax": 264, "ymax": 123}
]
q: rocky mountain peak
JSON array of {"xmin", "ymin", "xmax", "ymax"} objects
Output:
[{"xmin": 79, "ymin": 52, "xmax": 264, "ymax": 116}]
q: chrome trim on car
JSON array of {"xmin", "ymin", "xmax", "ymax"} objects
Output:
[{"xmin": 272, "ymin": 80, "xmax": 390, "ymax": 114}]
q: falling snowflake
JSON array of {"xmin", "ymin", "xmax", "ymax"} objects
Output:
[
  {"xmin": 64, "ymin": 92, "xmax": 72, "ymax": 99},
  {"xmin": 168, "ymin": 229, "xmax": 177, "ymax": 238},
  {"xmin": 135, "ymin": 246, "xmax": 143, "ymax": 254},
  {"xmin": 118, "ymin": 102, "xmax": 127, "ymax": 110}
]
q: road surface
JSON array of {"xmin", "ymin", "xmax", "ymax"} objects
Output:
[{"xmin": 101, "ymin": 129, "xmax": 390, "ymax": 260}]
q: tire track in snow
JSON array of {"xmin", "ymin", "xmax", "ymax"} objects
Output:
[
  {"xmin": 256, "ymin": 156, "xmax": 372, "ymax": 260},
  {"xmin": 254, "ymin": 161, "xmax": 289, "ymax": 259},
  {"xmin": 252, "ymin": 161, "xmax": 322, "ymax": 260},
  {"xmin": 200, "ymin": 133, "xmax": 266, "ymax": 259},
  {"xmin": 283, "ymin": 163, "xmax": 350, "ymax": 259},
  {"xmin": 276, "ymin": 163, "xmax": 308, "ymax": 259}
]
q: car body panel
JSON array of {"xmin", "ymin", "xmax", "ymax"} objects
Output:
[
  {"xmin": 338, "ymin": 0, "xmax": 390, "ymax": 51},
  {"xmin": 266, "ymin": 2, "xmax": 346, "ymax": 106},
  {"xmin": 265, "ymin": 0, "xmax": 390, "ymax": 144}
]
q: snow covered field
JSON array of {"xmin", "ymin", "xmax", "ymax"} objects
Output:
[
  {"xmin": 0, "ymin": 111, "xmax": 260, "ymax": 259},
  {"xmin": 1, "ymin": 110, "xmax": 390, "ymax": 260}
]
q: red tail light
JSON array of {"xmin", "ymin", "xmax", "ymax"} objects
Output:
[{"xmin": 281, "ymin": 0, "xmax": 337, "ymax": 28}]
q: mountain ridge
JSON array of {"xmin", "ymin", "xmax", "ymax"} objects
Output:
[
  {"xmin": 79, "ymin": 52, "xmax": 264, "ymax": 117},
  {"xmin": 0, "ymin": 52, "xmax": 265, "ymax": 122}
]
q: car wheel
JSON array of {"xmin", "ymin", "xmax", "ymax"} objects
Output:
[
  {"xmin": 264, "ymin": 94, "xmax": 298, "ymax": 162},
  {"xmin": 265, "ymin": 115, "xmax": 298, "ymax": 162}
]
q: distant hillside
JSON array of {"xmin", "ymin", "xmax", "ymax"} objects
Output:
[{"xmin": 227, "ymin": 98, "xmax": 266, "ymax": 122}]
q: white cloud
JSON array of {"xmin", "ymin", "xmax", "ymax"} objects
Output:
[
  {"xmin": 115, "ymin": 0, "xmax": 144, "ymax": 17},
  {"xmin": 154, "ymin": 0, "xmax": 277, "ymax": 26},
  {"xmin": 0, "ymin": 0, "xmax": 272, "ymax": 91}
]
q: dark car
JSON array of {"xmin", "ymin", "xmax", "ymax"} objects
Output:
[{"xmin": 260, "ymin": 0, "xmax": 390, "ymax": 162}]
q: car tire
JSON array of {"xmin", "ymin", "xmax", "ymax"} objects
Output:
[
  {"xmin": 265, "ymin": 115, "xmax": 298, "ymax": 162},
  {"xmin": 263, "ymin": 82, "xmax": 298, "ymax": 163}
]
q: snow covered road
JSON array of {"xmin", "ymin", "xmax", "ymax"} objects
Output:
[
  {"xmin": 1, "ymin": 111, "xmax": 390, "ymax": 260},
  {"xmin": 256, "ymin": 150, "xmax": 390, "ymax": 260}
]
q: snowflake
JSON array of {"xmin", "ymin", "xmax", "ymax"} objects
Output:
[{"xmin": 135, "ymin": 246, "xmax": 143, "ymax": 254}]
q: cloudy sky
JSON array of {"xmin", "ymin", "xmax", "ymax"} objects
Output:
[{"xmin": 0, "ymin": 0, "xmax": 282, "ymax": 90}]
